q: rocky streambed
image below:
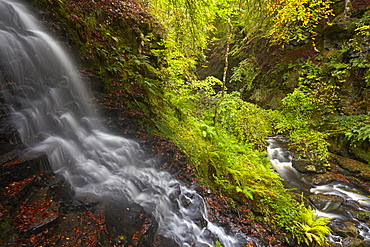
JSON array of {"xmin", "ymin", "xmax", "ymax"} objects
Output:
[{"xmin": 268, "ymin": 137, "xmax": 370, "ymax": 247}]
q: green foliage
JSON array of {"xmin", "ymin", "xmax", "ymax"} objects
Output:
[
  {"xmin": 144, "ymin": 2, "xmax": 333, "ymax": 242},
  {"xmin": 277, "ymin": 89, "xmax": 315, "ymax": 131},
  {"xmin": 348, "ymin": 11, "xmax": 370, "ymax": 52},
  {"xmin": 298, "ymin": 60, "xmax": 323, "ymax": 86},
  {"xmin": 290, "ymin": 129, "xmax": 330, "ymax": 163},
  {"xmin": 217, "ymin": 92, "xmax": 272, "ymax": 150},
  {"xmin": 213, "ymin": 142, "xmax": 281, "ymax": 200},
  {"xmin": 324, "ymin": 115, "xmax": 370, "ymax": 143},
  {"xmin": 266, "ymin": 0, "xmax": 334, "ymax": 46},
  {"xmin": 350, "ymin": 57, "xmax": 370, "ymax": 86},
  {"xmin": 349, "ymin": 123, "xmax": 370, "ymax": 142},
  {"xmin": 324, "ymin": 59, "xmax": 350, "ymax": 83},
  {"xmin": 255, "ymin": 195, "xmax": 330, "ymax": 246},
  {"xmin": 295, "ymin": 208, "xmax": 331, "ymax": 246},
  {"xmin": 152, "ymin": 73, "xmax": 329, "ymax": 245},
  {"xmin": 272, "ymin": 89, "xmax": 330, "ymax": 163},
  {"xmin": 215, "ymin": 240, "xmax": 223, "ymax": 247},
  {"xmin": 347, "ymin": 16, "xmax": 370, "ymax": 86},
  {"xmin": 150, "ymin": 0, "xmax": 216, "ymax": 75},
  {"xmin": 298, "ymin": 59, "xmax": 339, "ymax": 114},
  {"xmin": 226, "ymin": 0, "xmax": 334, "ymax": 49},
  {"xmin": 230, "ymin": 58, "xmax": 259, "ymax": 92},
  {"xmin": 33, "ymin": 0, "xmax": 166, "ymax": 117},
  {"xmin": 34, "ymin": 0, "xmax": 334, "ymax": 245}
]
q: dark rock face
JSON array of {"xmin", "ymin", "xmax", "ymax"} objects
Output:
[{"xmin": 103, "ymin": 199, "xmax": 171, "ymax": 246}]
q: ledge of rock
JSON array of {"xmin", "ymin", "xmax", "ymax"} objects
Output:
[
  {"xmin": 292, "ymin": 159, "xmax": 327, "ymax": 174},
  {"xmin": 331, "ymin": 154, "xmax": 370, "ymax": 181}
]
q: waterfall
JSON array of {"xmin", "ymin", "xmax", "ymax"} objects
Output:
[{"xmin": 0, "ymin": 1, "xmax": 255, "ymax": 246}]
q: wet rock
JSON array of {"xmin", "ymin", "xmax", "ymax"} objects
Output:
[
  {"xmin": 351, "ymin": 144, "xmax": 370, "ymax": 165},
  {"xmin": 292, "ymin": 159, "xmax": 327, "ymax": 174},
  {"xmin": 304, "ymin": 173, "xmax": 335, "ymax": 185},
  {"xmin": 0, "ymin": 153, "xmax": 51, "ymax": 189},
  {"xmin": 341, "ymin": 236, "xmax": 369, "ymax": 247},
  {"xmin": 1, "ymin": 171, "xmax": 65, "ymax": 245},
  {"xmin": 330, "ymin": 220, "xmax": 362, "ymax": 239},
  {"xmin": 103, "ymin": 198, "xmax": 172, "ymax": 247},
  {"xmin": 309, "ymin": 194, "xmax": 344, "ymax": 213},
  {"xmin": 0, "ymin": 161, "xmax": 113, "ymax": 246},
  {"xmin": 353, "ymin": 211, "xmax": 370, "ymax": 223},
  {"xmin": 0, "ymin": 114, "xmax": 21, "ymax": 147},
  {"xmin": 15, "ymin": 192, "xmax": 60, "ymax": 234},
  {"xmin": 277, "ymin": 150, "xmax": 292, "ymax": 163},
  {"xmin": 328, "ymin": 134, "xmax": 353, "ymax": 158}
]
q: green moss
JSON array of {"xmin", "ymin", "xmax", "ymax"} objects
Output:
[
  {"xmin": 351, "ymin": 146, "xmax": 370, "ymax": 164},
  {"xmin": 0, "ymin": 214, "xmax": 15, "ymax": 243}
]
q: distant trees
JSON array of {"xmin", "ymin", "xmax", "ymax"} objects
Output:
[{"xmin": 149, "ymin": 0, "xmax": 335, "ymax": 65}]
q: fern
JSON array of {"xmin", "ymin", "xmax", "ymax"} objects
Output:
[
  {"xmin": 327, "ymin": 115, "xmax": 370, "ymax": 143},
  {"xmin": 295, "ymin": 209, "xmax": 331, "ymax": 246},
  {"xmin": 216, "ymin": 92, "xmax": 272, "ymax": 151},
  {"xmin": 356, "ymin": 125, "xmax": 370, "ymax": 141}
]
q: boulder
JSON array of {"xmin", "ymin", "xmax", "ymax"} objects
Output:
[
  {"xmin": 309, "ymin": 194, "xmax": 344, "ymax": 213},
  {"xmin": 341, "ymin": 237, "xmax": 369, "ymax": 247},
  {"xmin": 292, "ymin": 159, "xmax": 327, "ymax": 174},
  {"xmin": 329, "ymin": 220, "xmax": 361, "ymax": 239}
]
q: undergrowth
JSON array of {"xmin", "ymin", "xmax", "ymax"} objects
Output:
[
  {"xmin": 32, "ymin": 0, "xmax": 332, "ymax": 245},
  {"xmin": 149, "ymin": 75, "xmax": 331, "ymax": 246}
]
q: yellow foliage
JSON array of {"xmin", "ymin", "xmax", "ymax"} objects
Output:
[{"xmin": 266, "ymin": 0, "xmax": 334, "ymax": 45}]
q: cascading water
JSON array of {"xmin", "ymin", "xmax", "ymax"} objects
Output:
[
  {"xmin": 0, "ymin": 1, "xmax": 257, "ymax": 246},
  {"xmin": 344, "ymin": 0, "xmax": 351, "ymax": 18},
  {"xmin": 267, "ymin": 137, "xmax": 370, "ymax": 244}
]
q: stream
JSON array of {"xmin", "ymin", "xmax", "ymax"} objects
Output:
[
  {"xmin": 267, "ymin": 137, "xmax": 370, "ymax": 245},
  {"xmin": 0, "ymin": 0, "xmax": 260, "ymax": 246}
]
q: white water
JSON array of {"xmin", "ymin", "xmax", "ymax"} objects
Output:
[
  {"xmin": 267, "ymin": 137, "xmax": 370, "ymax": 242},
  {"xmin": 344, "ymin": 0, "xmax": 351, "ymax": 18},
  {"xmin": 0, "ymin": 1, "xmax": 254, "ymax": 246}
]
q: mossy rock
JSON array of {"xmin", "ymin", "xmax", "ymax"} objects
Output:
[
  {"xmin": 341, "ymin": 237, "xmax": 369, "ymax": 247},
  {"xmin": 308, "ymin": 173, "xmax": 335, "ymax": 185},
  {"xmin": 291, "ymin": 159, "xmax": 327, "ymax": 174},
  {"xmin": 329, "ymin": 221, "xmax": 361, "ymax": 238},
  {"xmin": 352, "ymin": 210, "xmax": 370, "ymax": 222},
  {"xmin": 332, "ymin": 154, "xmax": 370, "ymax": 180},
  {"xmin": 308, "ymin": 194, "xmax": 344, "ymax": 213},
  {"xmin": 351, "ymin": 144, "xmax": 370, "ymax": 165}
]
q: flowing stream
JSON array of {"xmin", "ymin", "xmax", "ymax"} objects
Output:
[
  {"xmin": 0, "ymin": 1, "xmax": 258, "ymax": 246},
  {"xmin": 267, "ymin": 137, "xmax": 370, "ymax": 244}
]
